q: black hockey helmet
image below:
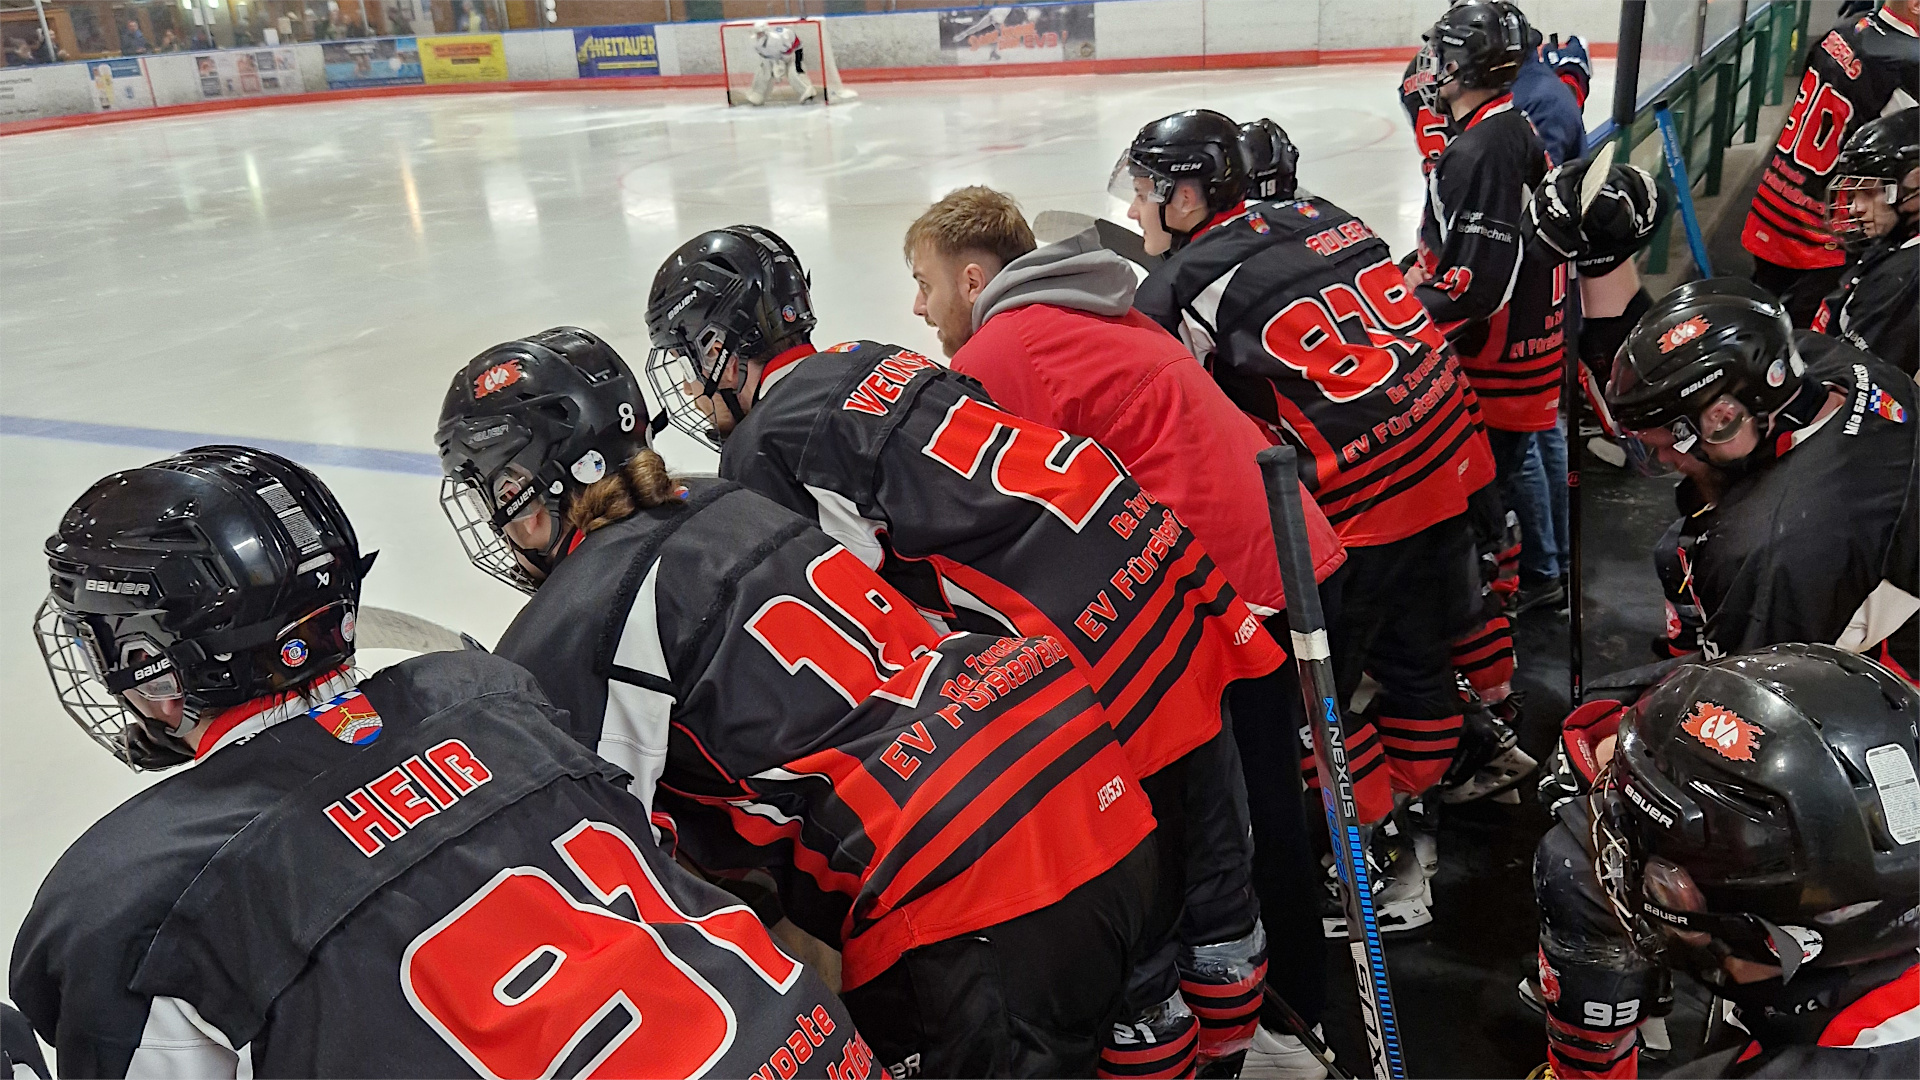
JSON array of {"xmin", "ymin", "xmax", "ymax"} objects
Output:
[
  {"xmin": 1239, "ymin": 118, "xmax": 1301, "ymax": 202},
  {"xmin": 1827, "ymin": 107, "xmax": 1919, "ymax": 248},
  {"xmin": 35, "ymin": 446, "xmax": 371, "ymax": 771},
  {"xmin": 645, "ymin": 224, "xmax": 816, "ymax": 449},
  {"xmin": 1421, "ymin": 1, "xmax": 1526, "ymax": 95},
  {"xmin": 1605, "ymin": 278, "xmax": 1805, "ymax": 454},
  {"xmin": 1591, "ymin": 645, "xmax": 1919, "ymax": 985},
  {"xmin": 1110, "ymin": 110, "xmax": 1247, "ymax": 248},
  {"xmin": 1529, "ymin": 157, "xmax": 1672, "ymax": 276},
  {"xmin": 436, "ymin": 326, "xmax": 651, "ymax": 593}
]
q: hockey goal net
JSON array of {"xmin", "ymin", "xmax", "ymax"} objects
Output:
[{"xmin": 719, "ymin": 17, "xmax": 854, "ymax": 106}]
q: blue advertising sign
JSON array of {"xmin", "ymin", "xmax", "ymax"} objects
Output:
[
  {"xmin": 321, "ymin": 37, "xmax": 424, "ymax": 89},
  {"xmin": 574, "ymin": 24, "xmax": 660, "ymax": 78}
]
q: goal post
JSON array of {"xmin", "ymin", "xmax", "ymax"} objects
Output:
[{"xmin": 719, "ymin": 17, "xmax": 855, "ymax": 106}]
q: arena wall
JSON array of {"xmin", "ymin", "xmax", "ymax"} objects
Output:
[{"xmin": 0, "ymin": 0, "xmax": 1622, "ymax": 134}]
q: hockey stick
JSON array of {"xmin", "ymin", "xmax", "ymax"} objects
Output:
[
  {"xmin": 1028, "ymin": 210, "xmax": 1161, "ymax": 270},
  {"xmin": 1653, "ymin": 103, "xmax": 1713, "ymax": 277},
  {"xmin": 1562, "ymin": 141, "xmax": 1620, "ymax": 707},
  {"xmin": 357, "ymin": 606, "xmax": 488, "ymax": 654},
  {"xmin": 1261, "ymin": 986, "xmax": 1357, "ymax": 1080},
  {"xmin": 1258, "ymin": 445, "xmax": 1407, "ymax": 1080}
]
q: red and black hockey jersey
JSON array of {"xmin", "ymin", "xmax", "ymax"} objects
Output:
[
  {"xmin": 494, "ymin": 480, "xmax": 1155, "ymax": 989},
  {"xmin": 1813, "ymin": 233, "xmax": 1919, "ymax": 375},
  {"xmin": 8, "ymin": 651, "xmax": 864, "ymax": 1080},
  {"xmin": 716, "ymin": 343, "xmax": 1284, "ymax": 781},
  {"xmin": 1744, "ymin": 6, "xmax": 1920, "ymax": 270},
  {"xmin": 1413, "ymin": 93, "xmax": 1564, "ymax": 432},
  {"xmin": 1401, "ymin": 50, "xmax": 1457, "ymax": 175},
  {"xmin": 1133, "ymin": 198, "xmax": 1496, "ymax": 548}
]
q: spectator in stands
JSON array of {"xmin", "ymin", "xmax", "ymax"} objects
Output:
[
  {"xmin": 157, "ymin": 28, "xmax": 182, "ymax": 53},
  {"xmin": 121, "ymin": 19, "xmax": 149, "ymax": 55},
  {"xmin": 3, "ymin": 37, "xmax": 40, "ymax": 67}
]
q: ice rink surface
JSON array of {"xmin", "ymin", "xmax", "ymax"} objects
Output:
[{"xmin": 0, "ymin": 60, "xmax": 1610, "ymax": 998}]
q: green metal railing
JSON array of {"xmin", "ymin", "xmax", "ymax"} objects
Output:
[{"xmin": 1589, "ymin": 1, "xmax": 1816, "ymax": 273}]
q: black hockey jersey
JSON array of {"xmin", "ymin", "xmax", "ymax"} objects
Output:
[
  {"xmin": 1812, "ymin": 234, "xmax": 1919, "ymax": 375},
  {"xmin": 493, "ymin": 480, "xmax": 1155, "ymax": 990},
  {"xmin": 1400, "ymin": 51, "xmax": 1457, "ymax": 174},
  {"xmin": 1414, "ymin": 93, "xmax": 1560, "ymax": 432},
  {"xmin": 1688, "ymin": 336, "xmax": 1918, "ymax": 675},
  {"xmin": 8, "ymin": 651, "xmax": 864, "ymax": 1080},
  {"xmin": 1743, "ymin": 6, "xmax": 1920, "ymax": 270},
  {"xmin": 716, "ymin": 343, "xmax": 1283, "ymax": 781},
  {"xmin": 1133, "ymin": 198, "xmax": 1497, "ymax": 548}
]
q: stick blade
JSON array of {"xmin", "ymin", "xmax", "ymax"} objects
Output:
[
  {"xmin": 1579, "ymin": 138, "xmax": 1619, "ymax": 213},
  {"xmin": 357, "ymin": 606, "xmax": 485, "ymax": 654},
  {"xmin": 1031, "ymin": 210, "xmax": 1097, "ymax": 243}
]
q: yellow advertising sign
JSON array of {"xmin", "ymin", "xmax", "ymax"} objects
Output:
[{"xmin": 419, "ymin": 34, "xmax": 508, "ymax": 85}]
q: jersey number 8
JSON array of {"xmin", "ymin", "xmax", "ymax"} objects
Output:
[{"xmin": 1261, "ymin": 258, "xmax": 1440, "ymax": 404}]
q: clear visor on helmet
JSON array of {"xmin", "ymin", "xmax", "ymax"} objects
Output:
[
  {"xmin": 644, "ymin": 327, "xmax": 737, "ymax": 451},
  {"xmin": 1107, "ymin": 151, "xmax": 1166, "ymax": 205},
  {"xmin": 33, "ymin": 598, "xmax": 181, "ymax": 768},
  {"xmin": 1615, "ymin": 395, "xmax": 1753, "ymax": 476}
]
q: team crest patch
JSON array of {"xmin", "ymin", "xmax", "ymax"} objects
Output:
[
  {"xmin": 1658, "ymin": 316, "xmax": 1710, "ymax": 353},
  {"xmin": 311, "ymin": 690, "xmax": 383, "ymax": 746},
  {"xmin": 1297, "ymin": 202, "xmax": 1321, "ymax": 219},
  {"xmin": 1681, "ymin": 700, "xmax": 1763, "ymax": 761},
  {"xmin": 1869, "ymin": 387, "xmax": 1908, "ymax": 423},
  {"xmin": 824, "ymin": 341, "xmax": 862, "ymax": 353},
  {"xmin": 474, "ymin": 359, "xmax": 525, "ymax": 398},
  {"xmin": 1248, "ymin": 212, "xmax": 1270, "ymax": 234}
]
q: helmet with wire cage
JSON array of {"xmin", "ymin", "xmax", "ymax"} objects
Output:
[
  {"xmin": 35, "ymin": 446, "xmax": 371, "ymax": 770},
  {"xmin": 1826, "ymin": 107, "xmax": 1919, "ymax": 249},
  {"xmin": 436, "ymin": 326, "xmax": 651, "ymax": 594},
  {"xmin": 1421, "ymin": 1, "xmax": 1526, "ymax": 94},
  {"xmin": 644, "ymin": 225, "xmax": 817, "ymax": 450},
  {"xmin": 1238, "ymin": 118, "xmax": 1301, "ymax": 202},
  {"xmin": 1110, "ymin": 110, "xmax": 1247, "ymax": 249},
  {"xmin": 1594, "ymin": 645, "xmax": 1918, "ymax": 984}
]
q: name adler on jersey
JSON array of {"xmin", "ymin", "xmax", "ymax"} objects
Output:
[{"xmin": 323, "ymin": 739, "xmax": 495, "ymax": 856}]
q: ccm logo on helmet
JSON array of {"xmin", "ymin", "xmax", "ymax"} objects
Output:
[
  {"xmin": 1167, "ymin": 161, "xmax": 1203, "ymax": 172},
  {"xmin": 85, "ymin": 579, "xmax": 151, "ymax": 596},
  {"xmin": 322, "ymin": 739, "xmax": 493, "ymax": 857}
]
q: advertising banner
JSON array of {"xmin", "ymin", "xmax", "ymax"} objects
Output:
[
  {"xmin": 419, "ymin": 33, "xmax": 508, "ymax": 84},
  {"xmin": 573, "ymin": 23, "xmax": 661, "ymax": 79},
  {"xmin": 88, "ymin": 58, "xmax": 154, "ymax": 111},
  {"xmin": 194, "ymin": 48, "xmax": 303, "ymax": 99},
  {"xmin": 939, "ymin": 4, "xmax": 1095, "ymax": 65},
  {"xmin": 322, "ymin": 37, "xmax": 423, "ymax": 89},
  {"xmin": 0, "ymin": 68, "xmax": 42, "ymax": 122}
]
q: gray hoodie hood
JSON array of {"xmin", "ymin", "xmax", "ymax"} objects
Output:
[{"xmin": 971, "ymin": 227, "xmax": 1138, "ymax": 333}]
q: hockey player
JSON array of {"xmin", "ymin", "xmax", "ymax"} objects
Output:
[
  {"xmin": 903, "ymin": 183, "xmax": 1345, "ymax": 1078},
  {"xmin": 643, "ymin": 226, "xmax": 1282, "ymax": 1076},
  {"xmin": 1741, "ymin": 0, "xmax": 1918, "ymax": 325},
  {"xmin": 1120, "ymin": 109, "xmax": 1503, "ymax": 927},
  {"xmin": 436, "ymin": 328, "xmax": 1160, "ymax": 1078},
  {"xmin": 1814, "ymin": 107, "xmax": 1919, "ymax": 374},
  {"xmin": 10, "ymin": 445, "xmax": 864, "ymax": 1079},
  {"xmin": 743, "ymin": 19, "xmax": 815, "ymax": 106},
  {"xmin": 1531, "ymin": 644, "xmax": 1918, "ymax": 1079},
  {"xmin": 1607, "ymin": 279, "xmax": 1918, "ymax": 677},
  {"xmin": 1412, "ymin": 0, "xmax": 1568, "ymax": 613},
  {"xmin": 1239, "ymin": 119, "xmax": 1301, "ymax": 201}
]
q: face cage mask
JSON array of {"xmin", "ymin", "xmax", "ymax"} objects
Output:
[
  {"xmin": 34, "ymin": 598, "xmax": 185, "ymax": 768},
  {"xmin": 645, "ymin": 326, "xmax": 743, "ymax": 451},
  {"xmin": 1588, "ymin": 763, "xmax": 1830, "ymax": 984},
  {"xmin": 1414, "ymin": 44, "xmax": 1450, "ymax": 113},
  {"xmin": 1827, "ymin": 174, "xmax": 1913, "ymax": 246},
  {"xmin": 439, "ymin": 471, "xmax": 554, "ymax": 595}
]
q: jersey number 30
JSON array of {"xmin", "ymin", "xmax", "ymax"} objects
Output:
[{"xmin": 402, "ymin": 819, "xmax": 800, "ymax": 1079}]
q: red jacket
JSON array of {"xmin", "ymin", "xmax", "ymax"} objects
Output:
[{"xmin": 953, "ymin": 300, "xmax": 1346, "ymax": 615}]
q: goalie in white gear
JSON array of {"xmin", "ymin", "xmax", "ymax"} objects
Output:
[{"xmin": 746, "ymin": 20, "xmax": 816, "ymax": 105}]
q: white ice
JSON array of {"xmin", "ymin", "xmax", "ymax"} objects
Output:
[{"xmin": 0, "ymin": 60, "xmax": 1611, "ymax": 1004}]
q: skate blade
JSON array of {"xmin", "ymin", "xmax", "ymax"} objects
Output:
[{"xmin": 1439, "ymin": 747, "xmax": 1539, "ymax": 804}]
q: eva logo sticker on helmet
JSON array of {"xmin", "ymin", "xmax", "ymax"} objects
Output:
[
  {"xmin": 474, "ymin": 360, "xmax": 525, "ymax": 398},
  {"xmin": 311, "ymin": 689, "xmax": 382, "ymax": 746},
  {"xmin": 1681, "ymin": 700, "xmax": 1764, "ymax": 761},
  {"xmin": 280, "ymin": 638, "xmax": 309, "ymax": 668},
  {"xmin": 1658, "ymin": 316, "xmax": 1710, "ymax": 354}
]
